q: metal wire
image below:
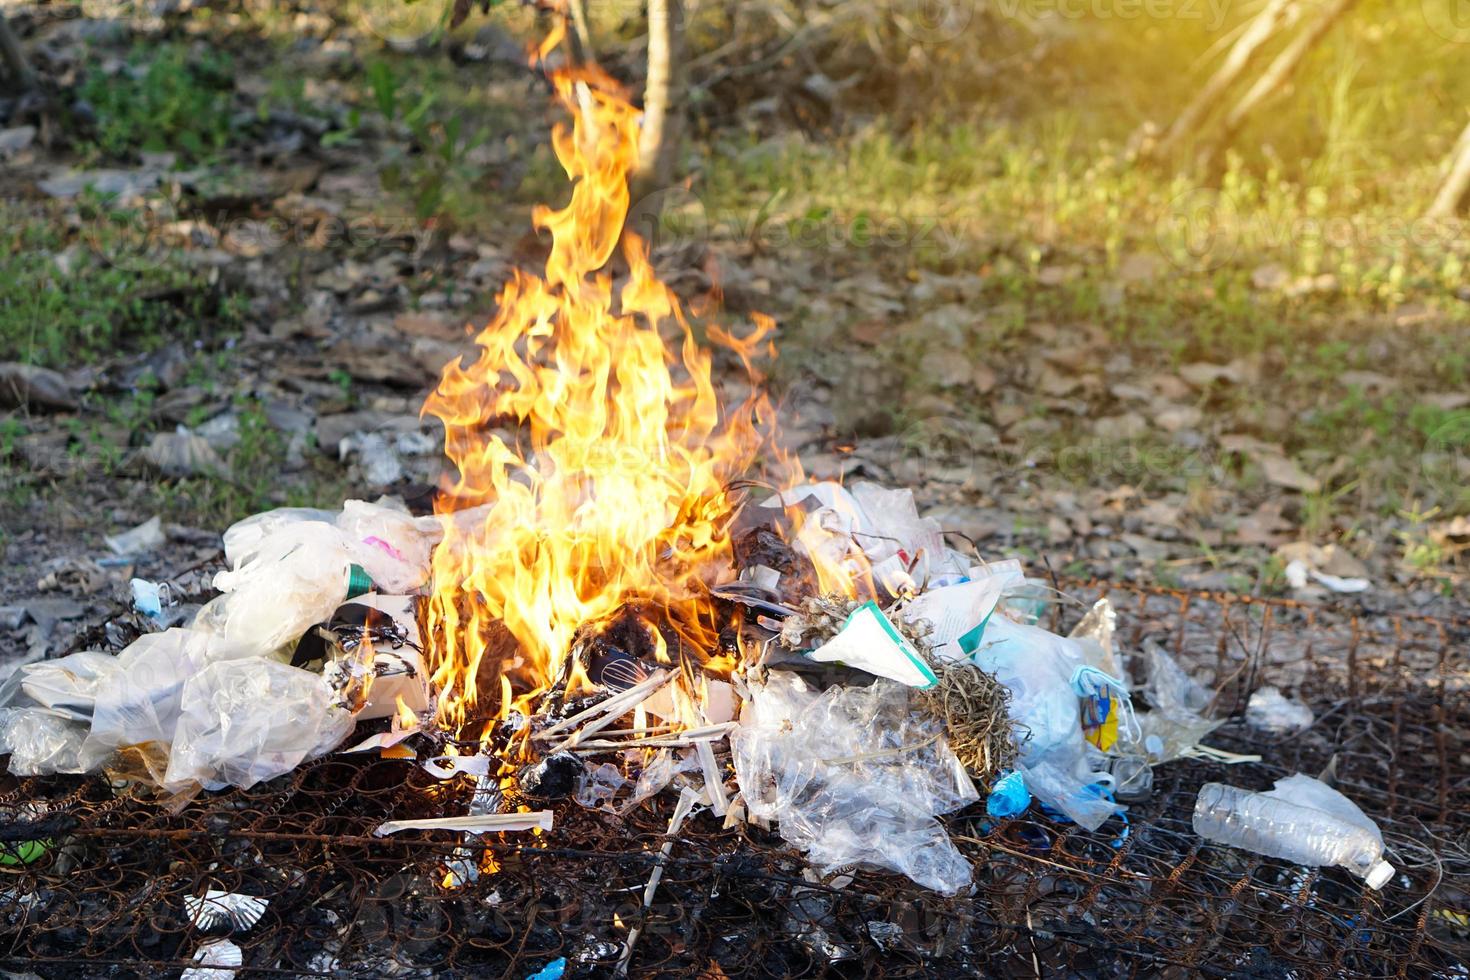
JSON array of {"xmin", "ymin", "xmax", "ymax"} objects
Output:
[{"xmin": 0, "ymin": 582, "xmax": 1464, "ymax": 977}]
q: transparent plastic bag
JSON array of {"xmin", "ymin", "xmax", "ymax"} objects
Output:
[
  {"xmin": 334, "ymin": 499, "xmax": 437, "ymax": 591},
  {"xmin": 79, "ymin": 629, "xmax": 256, "ymax": 773},
  {"xmin": 1131, "ymin": 639, "xmax": 1221, "ymax": 763},
  {"xmin": 16, "ymin": 651, "xmax": 120, "ymax": 721},
  {"xmin": 1068, "ymin": 598, "xmax": 1120, "ymax": 677},
  {"xmin": 970, "ymin": 615, "xmax": 1084, "ymax": 760},
  {"xmin": 221, "ymin": 506, "xmax": 339, "ymax": 565},
  {"xmin": 730, "ymin": 671, "xmax": 978, "ymax": 894},
  {"xmin": 206, "ymin": 524, "xmax": 360, "ymax": 658},
  {"xmin": 163, "ymin": 658, "xmax": 354, "ymax": 792},
  {"xmin": 0, "ymin": 708, "xmax": 88, "ymax": 775}
]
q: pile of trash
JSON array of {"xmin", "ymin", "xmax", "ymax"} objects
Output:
[{"xmin": 0, "ymin": 481, "xmax": 1395, "ymax": 902}]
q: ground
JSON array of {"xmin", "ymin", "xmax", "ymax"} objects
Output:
[{"xmin": 1, "ymin": 0, "xmax": 1467, "ymax": 662}]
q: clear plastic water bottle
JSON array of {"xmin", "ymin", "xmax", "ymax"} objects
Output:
[{"xmin": 1193, "ymin": 782, "xmax": 1395, "ymax": 889}]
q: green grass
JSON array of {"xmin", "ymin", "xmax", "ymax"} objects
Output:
[
  {"xmin": 76, "ymin": 42, "xmax": 239, "ymax": 164},
  {"xmin": 0, "ymin": 201, "xmax": 244, "ymax": 369}
]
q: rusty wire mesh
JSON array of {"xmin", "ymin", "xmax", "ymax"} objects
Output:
[{"xmin": 0, "ymin": 582, "xmax": 1465, "ymax": 978}]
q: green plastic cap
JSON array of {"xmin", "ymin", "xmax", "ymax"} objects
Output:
[{"xmin": 346, "ymin": 564, "xmax": 373, "ymax": 599}]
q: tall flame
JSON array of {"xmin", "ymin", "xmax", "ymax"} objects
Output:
[{"xmin": 422, "ymin": 27, "xmax": 776, "ymax": 741}]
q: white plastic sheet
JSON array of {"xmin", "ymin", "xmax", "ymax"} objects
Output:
[{"xmin": 164, "ymin": 657, "xmax": 353, "ymax": 792}]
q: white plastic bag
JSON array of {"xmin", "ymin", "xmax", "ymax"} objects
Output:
[
  {"xmin": 1245, "ymin": 686, "xmax": 1314, "ymax": 736},
  {"xmin": 335, "ymin": 499, "xmax": 437, "ymax": 590},
  {"xmin": 164, "ymin": 658, "xmax": 353, "ymax": 792},
  {"xmin": 848, "ymin": 482, "xmax": 961, "ymax": 588},
  {"xmin": 731, "ymin": 671, "xmax": 977, "ymax": 894},
  {"xmin": 207, "ymin": 500, "xmax": 440, "ymax": 657}
]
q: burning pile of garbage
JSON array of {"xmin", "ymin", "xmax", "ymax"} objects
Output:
[{"xmin": 0, "ymin": 24, "xmax": 1398, "ymax": 924}]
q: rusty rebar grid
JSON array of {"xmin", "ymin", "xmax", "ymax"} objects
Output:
[{"xmin": 0, "ymin": 583, "xmax": 1464, "ymax": 978}]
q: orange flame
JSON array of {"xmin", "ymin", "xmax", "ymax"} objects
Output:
[{"xmin": 421, "ymin": 31, "xmax": 777, "ymax": 741}]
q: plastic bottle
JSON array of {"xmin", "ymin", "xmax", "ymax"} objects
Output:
[{"xmin": 1192, "ymin": 782, "xmax": 1394, "ymax": 889}]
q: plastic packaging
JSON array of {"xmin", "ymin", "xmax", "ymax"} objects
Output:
[
  {"xmin": 805, "ymin": 601, "xmax": 937, "ymax": 687},
  {"xmin": 17, "ymin": 651, "xmax": 119, "ymax": 720},
  {"xmin": 969, "ymin": 614, "xmax": 1123, "ymax": 831},
  {"xmin": 1193, "ymin": 776, "xmax": 1394, "ymax": 889},
  {"xmin": 1245, "ymin": 686, "xmax": 1314, "ymax": 736},
  {"xmin": 899, "ymin": 576, "xmax": 1008, "ymax": 662},
  {"xmin": 164, "ymin": 657, "xmax": 354, "ymax": 792},
  {"xmin": 762, "ymin": 481, "xmax": 968, "ymax": 594},
  {"xmin": 971, "ymin": 615, "xmax": 1087, "ymax": 760},
  {"xmin": 730, "ymin": 671, "xmax": 978, "ymax": 894},
  {"xmin": 1067, "ymin": 598, "xmax": 1120, "ymax": 677},
  {"xmin": 1132, "ymin": 639, "xmax": 1221, "ymax": 763},
  {"xmin": 201, "ymin": 524, "xmax": 361, "ymax": 658},
  {"xmin": 202, "ymin": 499, "xmax": 440, "ymax": 659},
  {"xmin": 848, "ymin": 482, "xmax": 962, "ymax": 589}
]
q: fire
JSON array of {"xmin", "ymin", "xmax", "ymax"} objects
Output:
[{"xmin": 421, "ymin": 26, "xmax": 777, "ymax": 743}]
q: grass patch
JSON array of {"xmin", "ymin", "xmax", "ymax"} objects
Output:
[
  {"xmin": 76, "ymin": 42, "xmax": 239, "ymax": 164},
  {"xmin": 0, "ymin": 201, "xmax": 243, "ymax": 369}
]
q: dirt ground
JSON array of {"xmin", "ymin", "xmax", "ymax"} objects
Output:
[{"xmin": 2, "ymin": 2, "xmax": 1468, "ymax": 668}]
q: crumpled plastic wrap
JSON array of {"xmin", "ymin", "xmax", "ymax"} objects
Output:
[
  {"xmin": 201, "ymin": 499, "xmax": 440, "ymax": 658},
  {"xmin": 762, "ymin": 481, "xmax": 971, "ymax": 594},
  {"xmin": 730, "ymin": 671, "xmax": 978, "ymax": 894},
  {"xmin": 1245, "ymin": 686, "xmax": 1314, "ymax": 736},
  {"xmin": 1134, "ymin": 639, "xmax": 1221, "ymax": 763},
  {"xmin": 164, "ymin": 657, "xmax": 354, "ymax": 792},
  {"xmin": 0, "ymin": 707, "xmax": 87, "ymax": 775}
]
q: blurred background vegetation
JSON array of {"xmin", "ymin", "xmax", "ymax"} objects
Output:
[{"xmin": 0, "ymin": 0, "xmax": 1467, "ymax": 595}]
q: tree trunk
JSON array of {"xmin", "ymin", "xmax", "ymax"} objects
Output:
[
  {"xmin": 1427, "ymin": 119, "xmax": 1470, "ymax": 220},
  {"xmin": 566, "ymin": 0, "xmax": 597, "ymax": 66},
  {"xmin": 1213, "ymin": 0, "xmax": 1358, "ymax": 149},
  {"xmin": 632, "ymin": 0, "xmax": 684, "ymax": 196},
  {"xmin": 0, "ymin": 10, "xmax": 35, "ymax": 90},
  {"xmin": 1144, "ymin": 0, "xmax": 1296, "ymax": 162}
]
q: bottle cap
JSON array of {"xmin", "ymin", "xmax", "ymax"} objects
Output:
[{"xmin": 1365, "ymin": 860, "xmax": 1394, "ymax": 890}]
